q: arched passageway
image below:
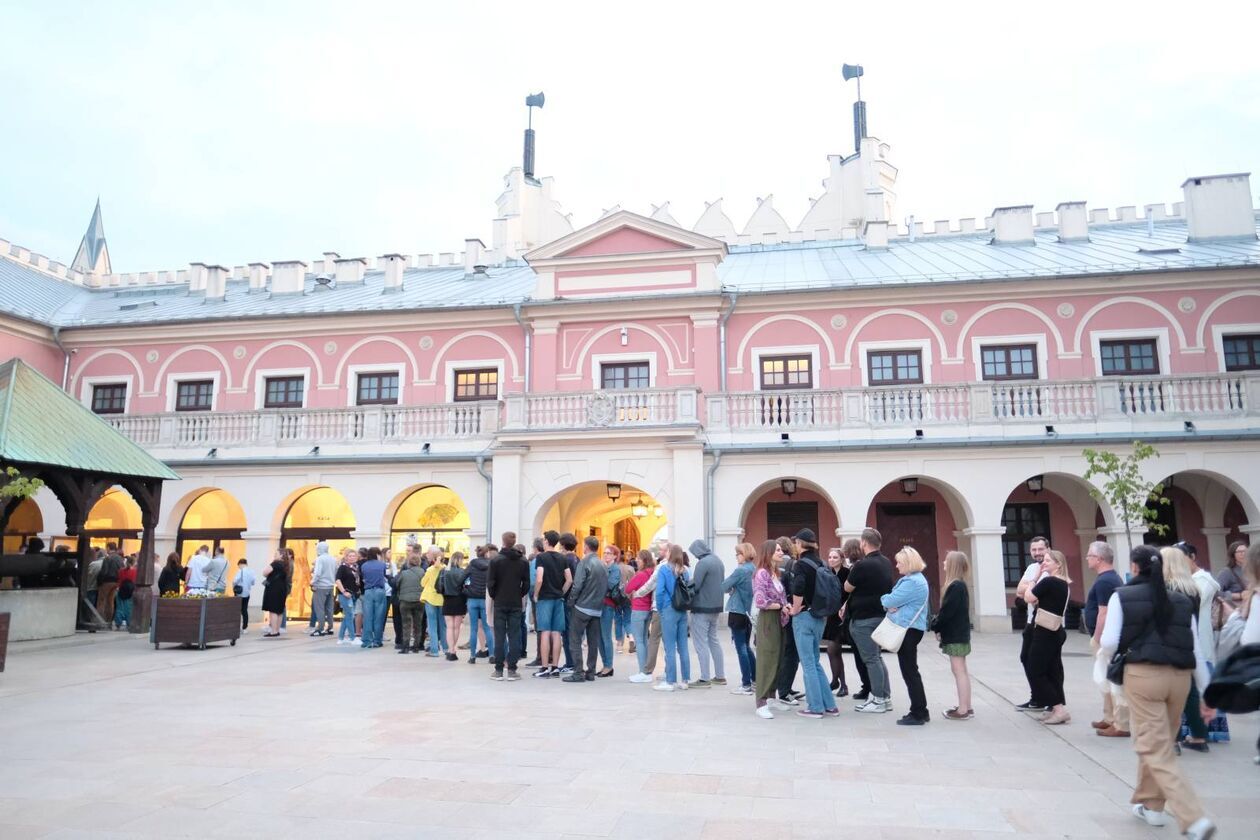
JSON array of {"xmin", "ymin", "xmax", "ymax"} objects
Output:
[
  {"xmin": 535, "ymin": 481, "xmax": 667, "ymax": 555},
  {"xmin": 279, "ymin": 487, "xmax": 357, "ymax": 619},
  {"xmin": 176, "ymin": 489, "xmax": 248, "ymax": 566},
  {"xmin": 389, "ymin": 485, "xmax": 472, "ymax": 557}
]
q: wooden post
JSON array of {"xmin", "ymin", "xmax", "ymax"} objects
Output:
[{"xmin": 130, "ymin": 482, "xmax": 162, "ymax": 634}]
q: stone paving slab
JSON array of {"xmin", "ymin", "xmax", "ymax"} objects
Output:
[{"xmin": 0, "ymin": 624, "xmax": 1254, "ymax": 838}]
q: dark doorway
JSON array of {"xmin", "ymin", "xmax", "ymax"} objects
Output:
[
  {"xmin": 875, "ymin": 502, "xmax": 939, "ymax": 605},
  {"xmin": 767, "ymin": 501, "xmax": 819, "ymax": 541}
]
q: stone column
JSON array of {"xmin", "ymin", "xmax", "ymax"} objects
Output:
[
  {"xmin": 712, "ymin": 527, "xmax": 745, "ymax": 576},
  {"xmin": 957, "ymin": 527, "xmax": 1009, "ymax": 633},
  {"xmin": 1199, "ymin": 527, "xmax": 1232, "ymax": 573},
  {"xmin": 491, "ymin": 447, "xmax": 527, "ymax": 545},
  {"xmin": 669, "ymin": 441, "xmax": 705, "ymax": 552}
]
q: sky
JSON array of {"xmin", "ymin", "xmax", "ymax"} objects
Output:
[{"xmin": 1, "ymin": 0, "xmax": 1258, "ymax": 273}]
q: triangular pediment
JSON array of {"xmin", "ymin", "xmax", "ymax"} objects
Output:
[{"xmin": 526, "ymin": 210, "xmax": 726, "ymax": 262}]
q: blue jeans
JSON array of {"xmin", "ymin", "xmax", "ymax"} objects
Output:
[
  {"xmin": 337, "ymin": 594, "xmax": 357, "ymax": 640},
  {"xmin": 113, "ymin": 596, "xmax": 133, "ymax": 628},
  {"xmin": 730, "ymin": 616, "xmax": 756, "ymax": 688},
  {"xmin": 615, "ymin": 603, "xmax": 631, "ymax": 643},
  {"xmin": 360, "ymin": 588, "xmax": 386, "ymax": 646},
  {"xmin": 425, "ymin": 603, "xmax": 448, "ymax": 654},
  {"xmin": 660, "ymin": 605, "xmax": 691, "ymax": 685},
  {"xmin": 631, "ymin": 610, "xmax": 652, "ymax": 673},
  {"xmin": 599, "ymin": 606, "xmax": 616, "ymax": 668},
  {"xmin": 792, "ymin": 612, "xmax": 837, "ymax": 713},
  {"xmin": 467, "ymin": 598, "xmax": 492, "ymax": 656}
]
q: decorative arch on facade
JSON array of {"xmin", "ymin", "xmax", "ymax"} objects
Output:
[
  {"xmin": 332, "ymin": 335, "xmax": 421, "ymax": 387},
  {"xmin": 383, "ymin": 483, "xmax": 473, "ymax": 557},
  {"xmin": 240, "ymin": 340, "xmax": 326, "ymax": 390},
  {"xmin": 842, "ymin": 309, "xmax": 950, "ymax": 367},
  {"xmin": 425, "ymin": 330, "xmax": 522, "ymax": 384},
  {"xmin": 2, "ymin": 497, "xmax": 44, "ymax": 553},
  {"xmin": 71, "ymin": 348, "xmax": 146, "ymax": 393},
  {"xmin": 567, "ymin": 323, "xmax": 683, "ymax": 379},
  {"xmin": 170, "ymin": 488, "xmax": 249, "ymax": 565},
  {"xmin": 953, "ymin": 302, "xmax": 1068, "ymax": 359},
  {"xmin": 733, "ymin": 314, "xmax": 839, "ymax": 373},
  {"xmin": 1194, "ymin": 288, "xmax": 1260, "ymax": 348},
  {"xmin": 1070, "ymin": 296, "xmax": 1190, "ymax": 354},
  {"xmin": 149, "ymin": 344, "xmax": 235, "ymax": 395},
  {"xmin": 1163, "ymin": 468, "xmax": 1259, "ymax": 528},
  {"xmin": 530, "ymin": 479, "xmax": 667, "ymax": 550}
]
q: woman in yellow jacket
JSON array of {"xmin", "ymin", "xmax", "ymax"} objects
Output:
[{"xmin": 421, "ymin": 557, "xmax": 447, "ymax": 657}]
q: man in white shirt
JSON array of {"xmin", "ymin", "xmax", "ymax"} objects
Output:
[
  {"xmin": 1014, "ymin": 536, "xmax": 1049, "ymax": 711},
  {"xmin": 185, "ymin": 545, "xmax": 211, "ymax": 592},
  {"xmin": 202, "ymin": 547, "xmax": 229, "ymax": 594}
]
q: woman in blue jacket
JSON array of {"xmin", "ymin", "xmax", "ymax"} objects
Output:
[
  {"xmin": 881, "ymin": 547, "xmax": 931, "ymax": 725},
  {"xmin": 722, "ymin": 542, "xmax": 757, "ymax": 695},
  {"xmin": 653, "ymin": 545, "xmax": 693, "ymax": 692}
]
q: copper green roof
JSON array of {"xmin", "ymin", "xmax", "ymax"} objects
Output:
[{"xmin": 0, "ymin": 358, "xmax": 178, "ymax": 480}]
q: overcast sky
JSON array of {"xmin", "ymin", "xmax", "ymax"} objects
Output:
[{"xmin": 2, "ymin": 1, "xmax": 1257, "ymax": 273}]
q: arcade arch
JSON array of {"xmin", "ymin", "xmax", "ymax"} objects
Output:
[
  {"xmin": 175, "ymin": 489, "xmax": 248, "ymax": 567},
  {"xmin": 84, "ymin": 487, "xmax": 143, "ymax": 555},
  {"xmin": 388, "ymin": 485, "xmax": 473, "ymax": 558},
  {"xmin": 278, "ymin": 487, "xmax": 357, "ymax": 619},
  {"xmin": 3, "ymin": 498, "xmax": 43, "ymax": 554},
  {"xmin": 866, "ymin": 475, "xmax": 972, "ymax": 605},
  {"xmin": 738, "ymin": 477, "xmax": 840, "ymax": 547},
  {"xmin": 535, "ymin": 481, "xmax": 667, "ymax": 553}
]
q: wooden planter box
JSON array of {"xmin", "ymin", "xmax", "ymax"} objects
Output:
[{"xmin": 150, "ymin": 597, "xmax": 241, "ymax": 650}]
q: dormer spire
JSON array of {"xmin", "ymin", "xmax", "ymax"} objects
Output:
[{"xmin": 71, "ymin": 198, "xmax": 112, "ymax": 274}]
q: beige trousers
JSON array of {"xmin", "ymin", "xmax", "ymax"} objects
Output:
[
  {"xmin": 1123, "ymin": 663, "xmax": 1205, "ymax": 832},
  {"xmin": 1103, "ymin": 687, "xmax": 1131, "ymax": 731},
  {"xmin": 642, "ymin": 612, "xmax": 662, "ymax": 673}
]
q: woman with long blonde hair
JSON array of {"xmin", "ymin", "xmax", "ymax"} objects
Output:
[
  {"xmin": 931, "ymin": 550, "xmax": 973, "ymax": 720},
  {"xmin": 722, "ymin": 542, "xmax": 759, "ymax": 695},
  {"xmin": 752, "ymin": 540, "xmax": 790, "ymax": 718},
  {"xmin": 1161, "ymin": 546, "xmax": 1212, "ymax": 752},
  {"xmin": 1024, "ymin": 549, "xmax": 1072, "ymax": 724},
  {"xmin": 652, "ymin": 544, "xmax": 693, "ymax": 692},
  {"xmin": 443, "ymin": 550, "xmax": 468, "ymax": 660}
]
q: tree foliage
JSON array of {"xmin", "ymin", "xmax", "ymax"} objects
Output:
[
  {"xmin": 1081, "ymin": 441, "xmax": 1169, "ymax": 556},
  {"xmin": 0, "ymin": 466, "xmax": 44, "ymax": 502}
]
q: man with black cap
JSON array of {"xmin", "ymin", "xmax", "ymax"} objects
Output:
[{"xmin": 787, "ymin": 528, "xmax": 841, "ymax": 718}]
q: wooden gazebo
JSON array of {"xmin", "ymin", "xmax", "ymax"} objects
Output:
[{"xmin": 0, "ymin": 359, "xmax": 178, "ymax": 632}]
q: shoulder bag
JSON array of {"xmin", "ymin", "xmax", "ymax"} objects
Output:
[
  {"xmin": 1033, "ymin": 606, "xmax": 1064, "ymax": 632},
  {"xmin": 871, "ymin": 597, "xmax": 928, "ymax": 653}
]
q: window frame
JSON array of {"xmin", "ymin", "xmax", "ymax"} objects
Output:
[
  {"xmin": 262, "ymin": 375, "xmax": 306, "ymax": 409},
  {"xmin": 452, "ymin": 367, "xmax": 499, "ymax": 402},
  {"xmin": 859, "ymin": 338, "xmax": 933, "ymax": 387},
  {"xmin": 254, "ymin": 367, "xmax": 310, "ymax": 409},
  {"xmin": 600, "ymin": 361, "xmax": 652, "ymax": 390},
  {"xmin": 1001, "ymin": 502, "xmax": 1051, "ymax": 588},
  {"xmin": 1211, "ymin": 324, "xmax": 1260, "ymax": 373},
  {"xmin": 355, "ymin": 371, "xmax": 401, "ymax": 406},
  {"xmin": 867, "ymin": 349, "xmax": 924, "ymax": 386},
  {"xmin": 1098, "ymin": 338, "xmax": 1160, "ymax": 376},
  {"xmin": 1221, "ymin": 333, "xmax": 1260, "ymax": 372},
  {"xmin": 1089, "ymin": 328, "xmax": 1169, "ymax": 378},
  {"xmin": 90, "ymin": 382, "xmax": 129, "ymax": 415},
  {"xmin": 758, "ymin": 353, "xmax": 815, "ymax": 391},
  {"xmin": 589, "ymin": 352, "xmax": 656, "ymax": 390},
  {"xmin": 174, "ymin": 379, "xmax": 216, "ymax": 412},
  {"xmin": 979, "ymin": 343, "xmax": 1040, "ymax": 382}
]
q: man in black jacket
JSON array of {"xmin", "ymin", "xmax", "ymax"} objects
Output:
[
  {"xmin": 466, "ymin": 545, "xmax": 494, "ymax": 663},
  {"xmin": 488, "ymin": 531, "xmax": 531, "ymax": 680},
  {"xmin": 844, "ymin": 527, "xmax": 894, "ymax": 713}
]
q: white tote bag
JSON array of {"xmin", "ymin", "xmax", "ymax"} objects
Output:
[{"xmin": 871, "ymin": 599, "xmax": 928, "ymax": 653}]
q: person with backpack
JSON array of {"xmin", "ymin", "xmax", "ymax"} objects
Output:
[
  {"xmin": 688, "ymin": 539, "xmax": 727, "ymax": 688},
  {"xmin": 420, "ymin": 552, "xmax": 448, "ymax": 657},
  {"xmin": 465, "ymin": 544, "xmax": 494, "ymax": 663},
  {"xmin": 653, "ymin": 544, "xmax": 693, "ymax": 692},
  {"xmin": 881, "ymin": 546, "xmax": 932, "ymax": 725},
  {"xmin": 113, "ymin": 556, "xmax": 138, "ymax": 630},
  {"xmin": 596, "ymin": 544, "xmax": 626, "ymax": 677},
  {"xmin": 785, "ymin": 529, "xmax": 841, "ymax": 718},
  {"xmin": 774, "ymin": 536, "xmax": 804, "ymax": 705}
]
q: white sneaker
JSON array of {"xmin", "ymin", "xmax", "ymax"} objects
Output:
[
  {"xmin": 770, "ymin": 699, "xmax": 792, "ymax": 711},
  {"xmin": 241, "ymin": 628, "xmax": 248, "ymax": 635},
  {"xmin": 1130, "ymin": 804, "xmax": 1167, "ymax": 827},
  {"xmin": 628, "ymin": 673, "xmax": 653, "ymax": 684},
  {"xmin": 1184, "ymin": 816, "xmax": 1216, "ymax": 839},
  {"xmin": 755, "ymin": 706, "xmax": 774, "ymax": 719},
  {"xmin": 336, "ymin": 638, "xmax": 346, "ymax": 645},
  {"xmin": 730, "ymin": 685, "xmax": 754, "ymax": 695},
  {"xmin": 653, "ymin": 682, "xmax": 676, "ymax": 692},
  {"xmin": 675, "ymin": 682, "xmax": 689, "ymax": 691},
  {"xmin": 352, "ymin": 638, "xmax": 363, "ymax": 646},
  {"xmin": 855, "ymin": 697, "xmax": 890, "ymax": 714}
]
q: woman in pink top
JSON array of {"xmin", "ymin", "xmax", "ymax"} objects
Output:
[
  {"xmin": 753, "ymin": 540, "xmax": 790, "ymax": 718},
  {"xmin": 627, "ymin": 550, "xmax": 657, "ymax": 683}
]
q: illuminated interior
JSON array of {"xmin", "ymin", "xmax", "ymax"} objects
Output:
[
  {"xmin": 3, "ymin": 498, "xmax": 43, "ymax": 554},
  {"xmin": 176, "ymin": 489, "xmax": 247, "ymax": 569},
  {"xmin": 538, "ymin": 482, "xmax": 668, "ymax": 555},
  {"xmin": 389, "ymin": 485, "xmax": 471, "ymax": 558},
  {"xmin": 84, "ymin": 488, "xmax": 142, "ymax": 554},
  {"xmin": 281, "ymin": 487, "xmax": 357, "ymax": 618}
]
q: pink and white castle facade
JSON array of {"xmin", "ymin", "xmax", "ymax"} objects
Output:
[{"xmin": 3, "ymin": 125, "xmax": 1259, "ymax": 630}]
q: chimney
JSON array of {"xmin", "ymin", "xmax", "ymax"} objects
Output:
[
  {"xmin": 991, "ymin": 205, "xmax": 1035, "ymax": 246},
  {"xmin": 204, "ymin": 264, "xmax": 228, "ymax": 300},
  {"xmin": 334, "ymin": 257, "xmax": 367, "ymax": 285},
  {"xmin": 1056, "ymin": 201, "xmax": 1089, "ymax": 242},
  {"xmin": 380, "ymin": 254, "xmax": 406, "ymax": 292},
  {"xmin": 1182, "ymin": 173, "xmax": 1257, "ymax": 241},
  {"xmin": 248, "ymin": 262, "xmax": 269, "ymax": 292},
  {"xmin": 187, "ymin": 262, "xmax": 208, "ymax": 293},
  {"xmin": 863, "ymin": 219, "xmax": 888, "ymax": 250},
  {"xmin": 321, "ymin": 251, "xmax": 341, "ymax": 273},
  {"xmin": 464, "ymin": 238, "xmax": 485, "ymax": 277},
  {"xmin": 270, "ymin": 260, "xmax": 307, "ymax": 296}
]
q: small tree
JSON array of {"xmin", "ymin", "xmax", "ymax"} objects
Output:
[
  {"xmin": 0, "ymin": 466, "xmax": 44, "ymax": 503},
  {"xmin": 1081, "ymin": 441, "xmax": 1169, "ymax": 557}
]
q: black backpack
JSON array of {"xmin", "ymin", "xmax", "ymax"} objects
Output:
[
  {"xmin": 669, "ymin": 571, "xmax": 694, "ymax": 612},
  {"xmin": 442, "ymin": 565, "xmax": 468, "ymax": 597},
  {"xmin": 804, "ymin": 556, "xmax": 843, "ymax": 619}
]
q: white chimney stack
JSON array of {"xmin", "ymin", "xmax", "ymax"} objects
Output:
[
  {"xmin": 863, "ymin": 219, "xmax": 888, "ymax": 250},
  {"xmin": 334, "ymin": 257, "xmax": 367, "ymax": 285},
  {"xmin": 991, "ymin": 205, "xmax": 1035, "ymax": 246},
  {"xmin": 1056, "ymin": 201, "xmax": 1089, "ymax": 242},
  {"xmin": 320, "ymin": 251, "xmax": 340, "ymax": 274},
  {"xmin": 187, "ymin": 262, "xmax": 208, "ymax": 293},
  {"xmin": 204, "ymin": 264, "xmax": 228, "ymax": 300},
  {"xmin": 270, "ymin": 260, "xmax": 307, "ymax": 296},
  {"xmin": 1182, "ymin": 173, "xmax": 1256, "ymax": 241},
  {"xmin": 380, "ymin": 254, "xmax": 406, "ymax": 292},
  {"xmin": 248, "ymin": 262, "xmax": 269, "ymax": 292},
  {"xmin": 464, "ymin": 238, "xmax": 485, "ymax": 276}
]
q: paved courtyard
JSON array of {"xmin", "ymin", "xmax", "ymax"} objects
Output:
[{"xmin": 0, "ymin": 623, "xmax": 1254, "ymax": 839}]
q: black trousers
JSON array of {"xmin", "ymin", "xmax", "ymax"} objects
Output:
[
  {"xmin": 240, "ymin": 597, "xmax": 250, "ymax": 630},
  {"xmin": 897, "ymin": 628, "xmax": 928, "ymax": 720},
  {"xmin": 391, "ymin": 593, "xmax": 403, "ymax": 647},
  {"xmin": 493, "ymin": 606, "xmax": 524, "ymax": 670},
  {"xmin": 1027, "ymin": 626, "xmax": 1066, "ymax": 707},
  {"xmin": 776, "ymin": 620, "xmax": 800, "ymax": 698},
  {"xmin": 569, "ymin": 609, "xmax": 601, "ymax": 675},
  {"xmin": 399, "ymin": 601, "xmax": 424, "ymax": 651},
  {"xmin": 562, "ymin": 605, "xmax": 576, "ymax": 668},
  {"xmin": 1019, "ymin": 626, "xmax": 1035, "ymax": 700}
]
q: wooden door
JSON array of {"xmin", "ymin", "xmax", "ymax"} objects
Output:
[{"xmin": 875, "ymin": 502, "xmax": 940, "ymax": 606}]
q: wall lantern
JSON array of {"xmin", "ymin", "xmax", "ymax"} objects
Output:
[
  {"xmin": 900, "ymin": 477, "xmax": 919, "ymax": 496},
  {"xmin": 606, "ymin": 482, "xmax": 622, "ymax": 502},
  {"xmin": 631, "ymin": 495, "xmax": 649, "ymax": 519},
  {"xmin": 652, "ymin": 504, "xmax": 664, "ymax": 518},
  {"xmin": 780, "ymin": 478, "xmax": 798, "ymax": 497},
  {"xmin": 1026, "ymin": 475, "xmax": 1045, "ymax": 494}
]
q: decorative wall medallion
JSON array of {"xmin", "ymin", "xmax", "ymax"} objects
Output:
[
  {"xmin": 586, "ymin": 392, "xmax": 616, "ymax": 426},
  {"xmin": 1057, "ymin": 302, "xmax": 1075, "ymax": 318},
  {"xmin": 940, "ymin": 309, "xmax": 958, "ymax": 325},
  {"xmin": 830, "ymin": 314, "xmax": 847, "ymax": 330},
  {"xmin": 324, "ymin": 341, "xmax": 337, "ymax": 355},
  {"xmin": 233, "ymin": 345, "xmax": 246, "ymax": 359},
  {"xmin": 1178, "ymin": 296, "xmax": 1196, "ymax": 313},
  {"xmin": 419, "ymin": 336, "xmax": 434, "ymax": 351},
  {"xmin": 145, "ymin": 350, "xmax": 159, "ymax": 363}
]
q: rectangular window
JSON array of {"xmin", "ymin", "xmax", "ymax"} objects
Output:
[
  {"xmin": 356, "ymin": 372, "xmax": 400, "ymax": 405},
  {"xmin": 981, "ymin": 344, "xmax": 1038, "ymax": 381},
  {"xmin": 263, "ymin": 376, "xmax": 304, "ymax": 408},
  {"xmin": 868, "ymin": 350, "xmax": 923, "ymax": 385},
  {"xmin": 759, "ymin": 354, "xmax": 813, "ymax": 390},
  {"xmin": 175, "ymin": 380, "xmax": 214, "ymax": 412},
  {"xmin": 601, "ymin": 362, "xmax": 650, "ymax": 390},
  {"xmin": 91, "ymin": 383, "xmax": 127, "ymax": 415},
  {"xmin": 1223, "ymin": 334, "xmax": 1260, "ymax": 371},
  {"xmin": 454, "ymin": 368, "xmax": 498, "ymax": 401},
  {"xmin": 1001, "ymin": 503, "xmax": 1050, "ymax": 587},
  {"xmin": 1099, "ymin": 339, "xmax": 1158, "ymax": 375},
  {"xmin": 767, "ymin": 501, "xmax": 819, "ymax": 540}
]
